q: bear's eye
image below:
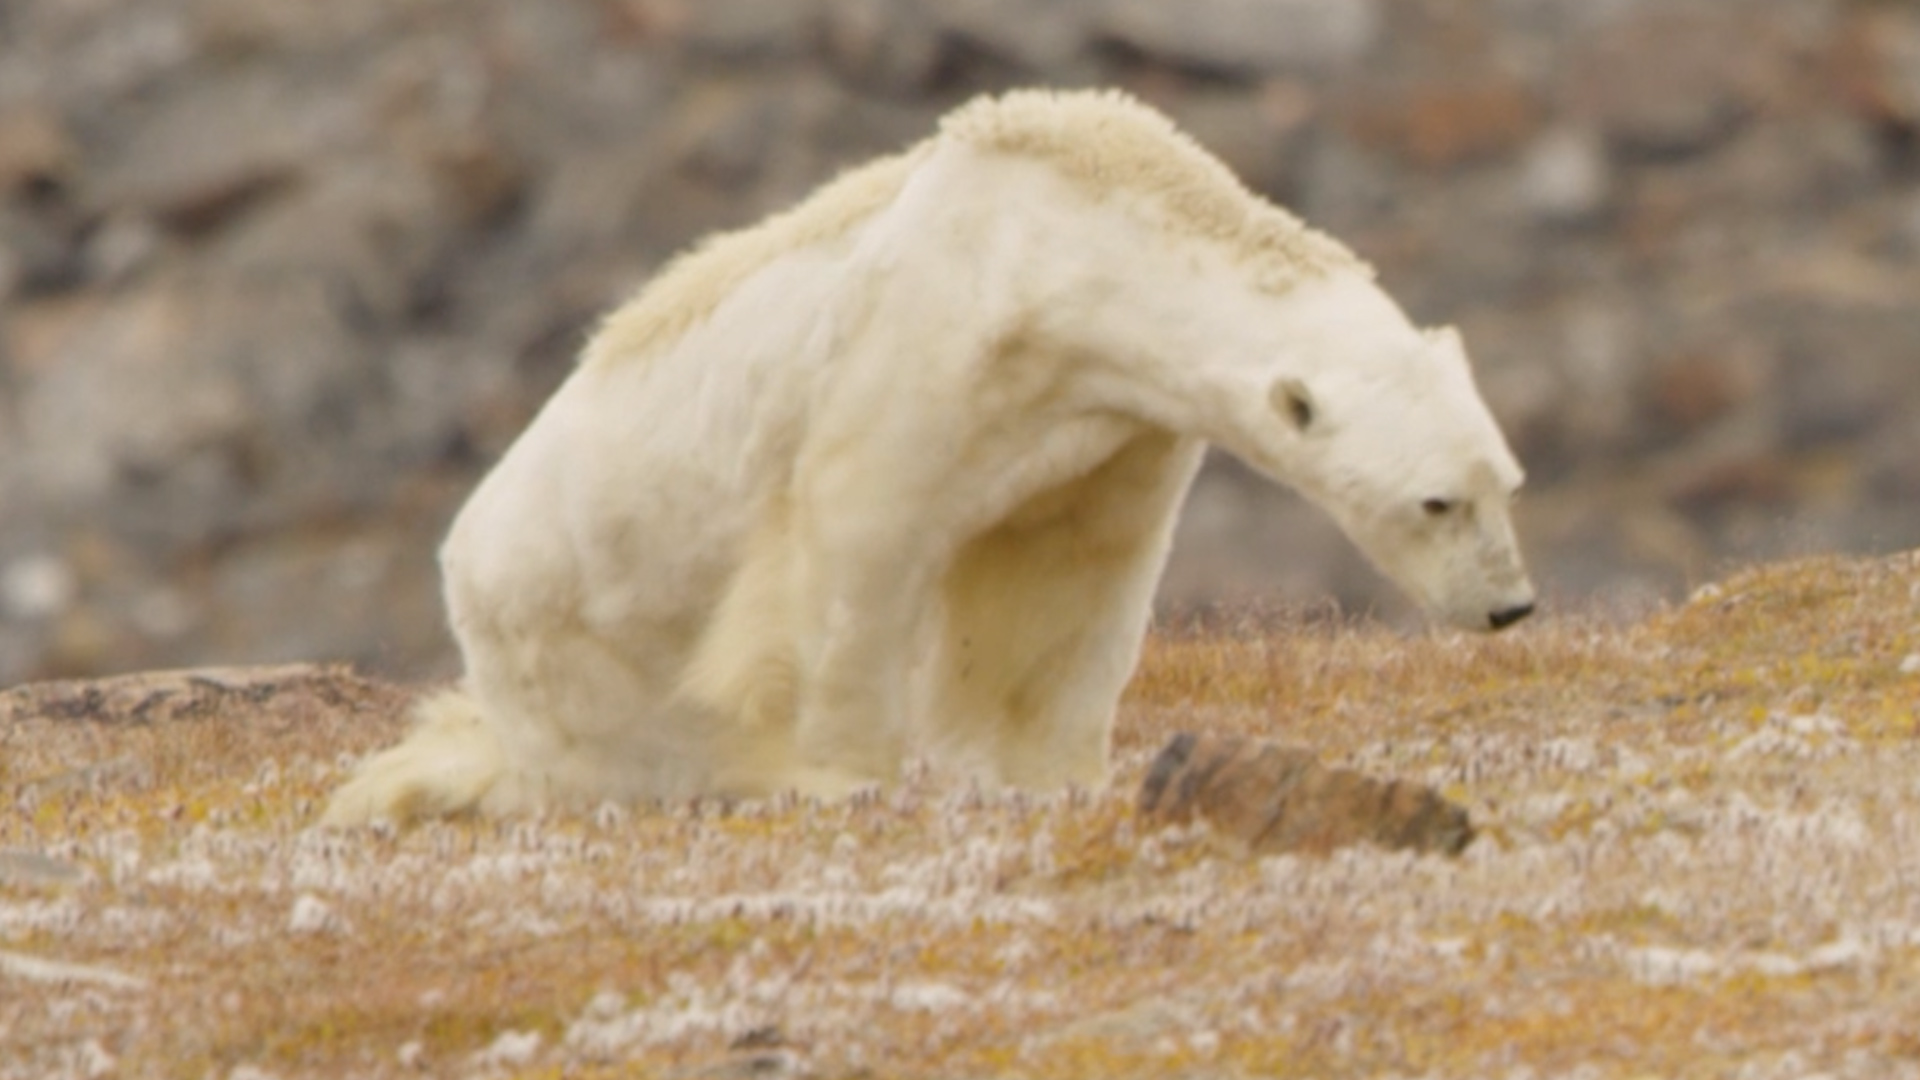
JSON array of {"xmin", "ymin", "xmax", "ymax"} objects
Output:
[
  {"xmin": 1269, "ymin": 376, "xmax": 1317, "ymax": 432},
  {"xmin": 1284, "ymin": 389, "xmax": 1314, "ymax": 429},
  {"xmin": 1421, "ymin": 498, "xmax": 1457, "ymax": 517}
]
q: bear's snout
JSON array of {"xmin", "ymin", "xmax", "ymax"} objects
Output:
[{"xmin": 1487, "ymin": 601, "xmax": 1535, "ymax": 631}]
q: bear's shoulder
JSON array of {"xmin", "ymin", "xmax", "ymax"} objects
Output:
[
  {"xmin": 583, "ymin": 146, "xmax": 927, "ymax": 372},
  {"xmin": 938, "ymin": 89, "xmax": 1367, "ymax": 291},
  {"xmin": 583, "ymin": 89, "xmax": 1370, "ymax": 376}
]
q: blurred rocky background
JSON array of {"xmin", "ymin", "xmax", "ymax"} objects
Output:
[{"xmin": 1, "ymin": 0, "xmax": 1917, "ymax": 683}]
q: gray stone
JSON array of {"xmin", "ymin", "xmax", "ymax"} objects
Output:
[
  {"xmin": 87, "ymin": 65, "xmax": 354, "ymax": 235},
  {"xmin": 0, "ymin": 554, "xmax": 77, "ymax": 621},
  {"xmin": 21, "ymin": 3, "xmax": 197, "ymax": 108},
  {"xmin": 188, "ymin": 0, "xmax": 404, "ymax": 55},
  {"xmin": 1518, "ymin": 127, "xmax": 1612, "ymax": 223},
  {"xmin": 214, "ymin": 156, "xmax": 452, "ymax": 322},
  {"xmin": 1770, "ymin": 301, "xmax": 1920, "ymax": 452},
  {"xmin": 671, "ymin": 0, "xmax": 822, "ymax": 59},
  {"xmin": 83, "ymin": 211, "xmax": 165, "ymax": 285},
  {"xmin": 1569, "ymin": 8, "xmax": 1753, "ymax": 158},
  {"xmin": 0, "ymin": 850, "xmax": 86, "ymax": 887},
  {"xmin": 822, "ymin": 0, "xmax": 946, "ymax": 92},
  {"xmin": 665, "ymin": 82, "xmax": 793, "ymax": 189},
  {"xmin": 0, "ymin": 201, "xmax": 88, "ymax": 295},
  {"xmin": 928, "ymin": 0, "xmax": 1090, "ymax": 70},
  {"xmin": 1097, "ymin": 0, "xmax": 1381, "ymax": 74},
  {"xmin": 14, "ymin": 283, "xmax": 253, "ymax": 512},
  {"xmin": 7, "ymin": 266, "xmax": 412, "ymax": 554},
  {"xmin": 1165, "ymin": 87, "xmax": 1316, "ymax": 198}
]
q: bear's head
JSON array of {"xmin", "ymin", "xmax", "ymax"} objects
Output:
[{"xmin": 1264, "ymin": 304, "xmax": 1535, "ymax": 633}]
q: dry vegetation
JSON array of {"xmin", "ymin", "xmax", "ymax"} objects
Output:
[{"xmin": 5, "ymin": 551, "xmax": 1920, "ymax": 1079}]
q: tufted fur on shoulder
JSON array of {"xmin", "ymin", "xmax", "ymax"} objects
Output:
[
  {"xmin": 584, "ymin": 88, "xmax": 1370, "ymax": 375},
  {"xmin": 939, "ymin": 89, "xmax": 1368, "ymax": 291},
  {"xmin": 583, "ymin": 146, "xmax": 929, "ymax": 372}
]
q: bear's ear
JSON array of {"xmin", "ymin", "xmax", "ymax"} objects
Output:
[
  {"xmin": 1270, "ymin": 376, "xmax": 1318, "ymax": 433},
  {"xmin": 1421, "ymin": 325, "xmax": 1464, "ymax": 354}
]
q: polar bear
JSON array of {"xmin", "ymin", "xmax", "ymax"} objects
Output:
[{"xmin": 323, "ymin": 89, "xmax": 1534, "ymax": 824}]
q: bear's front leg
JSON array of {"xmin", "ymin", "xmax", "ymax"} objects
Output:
[
  {"xmin": 784, "ymin": 507, "xmax": 942, "ymax": 794},
  {"xmin": 927, "ymin": 431, "xmax": 1204, "ymax": 789}
]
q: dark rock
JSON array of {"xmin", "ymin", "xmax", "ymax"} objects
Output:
[
  {"xmin": 0, "ymin": 661, "xmax": 414, "ymax": 726},
  {"xmin": 1836, "ymin": 7, "xmax": 1920, "ymax": 131},
  {"xmin": 87, "ymin": 66, "xmax": 344, "ymax": 237},
  {"xmin": 213, "ymin": 157, "xmax": 452, "ymax": 322},
  {"xmin": 0, "ymin": 203, "xmax": 90, "ymax": 297},
  {"xmin": 1139, "ymin": 733, "xmax": 1474, "ymax": 857},
  {"xmin": 0, "ymin": 107, "xmax": 78, "ymax": 199},
  {"xmin": 420, "ymin": 132, "xmax": 528, "ymax": 231}
]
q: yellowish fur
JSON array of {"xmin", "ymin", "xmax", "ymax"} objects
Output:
[
  {"xmin": 677, "ymin": 494, "xmax": 808, "ymax": 793},
  {"xmin": 321, "ymin": 690, "xmax": 503, "ymax": 825},
  {"xmin": 940, "ymin": 89, "xmax": 1369, "ymax": 291},
  {"xmin": 582, "ymin": 147, "xmax": 929, "ymax": 372},
  {"xmin": 584, "ymin": 89, "xmax": 1369, "ymax": 375}
]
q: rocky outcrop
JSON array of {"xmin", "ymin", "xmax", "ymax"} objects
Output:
[
  {"xmin": 0, "ymin": 662, "xmax": 413, "ymax": 728},
  {"xmin": 1139, "ymin": 732, "xmax": 1474, "ymax": 857},
  {"xmin": 1, "ymin": 0, "xmax": 1916, "ymax": 682}
]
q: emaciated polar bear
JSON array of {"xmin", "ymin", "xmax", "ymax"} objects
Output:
[{"xmin": 324, "ymin": 89, "xmax": 1535, "ymax": 824}]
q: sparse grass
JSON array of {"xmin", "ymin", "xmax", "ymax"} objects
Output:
[{"xmin": 4, "ymin": 551, "xmax": 1920, "ymax": 1078}]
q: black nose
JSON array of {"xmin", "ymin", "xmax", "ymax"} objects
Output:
[{"xmin": 1488, "ymin": 602, "xmax": 1535, "ymax": 630}]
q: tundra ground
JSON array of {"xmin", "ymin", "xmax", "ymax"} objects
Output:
[{"xmin": 5, "ymin": 552, "xmax": 1919, "ymax": 1078}]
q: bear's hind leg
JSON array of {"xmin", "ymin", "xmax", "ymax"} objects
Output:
[{"xmin": 447, "ymin": 602, "xmax": 721, "ymax": 809}]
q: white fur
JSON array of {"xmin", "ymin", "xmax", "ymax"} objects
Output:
[{"xmin": 322, "ymin": 90, "xmax": 1534, "ymax": 824}]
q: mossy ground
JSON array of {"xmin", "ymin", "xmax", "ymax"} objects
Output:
[{"xmin": 4, "ymin": 551, "xmax": 1919, "ymax": 1078}]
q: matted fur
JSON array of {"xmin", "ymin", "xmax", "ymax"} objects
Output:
[
  {"xmin": 585, "ymin": 89, "xmax": 1369, "ymax": 373},
  {"xmin": 584, "ymin": 146, "xmax": 929, "ymax": 371},
  {"xmin": 940, "ymin": 89, "xmax": 1367, "ymax": 291}
]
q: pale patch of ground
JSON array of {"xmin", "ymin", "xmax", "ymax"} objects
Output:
[{"xmin": 4, "ymin": 553, "xmax": 1920, "ymax": 1078}]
